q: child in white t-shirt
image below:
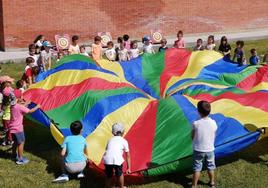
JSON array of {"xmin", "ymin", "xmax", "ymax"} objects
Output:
[
  {"xmin": 206, "ymin": 35, "xmax": 216, "ymax": 50},
  {"xmin": 104, "ymin": 41, "xmax": 116, "ymax": 61},
  {"xmin": 142, "ymin": 36, "xmax": 155, "ymax": 54},
  {"xmin": 68, "ymin": 35, "xmax": 80, "ymax": 55},
  {"xmin": 118, "ymin": 42, "xmax": 129, "ymax": 62},
  {"xmin": 39, "ymin": 41, "xmax": 52, "ymax": 72},
  {"xmin": 103, "ymin": 123, "xmax": 131, "ymax": 188},
  {"xmin": 191, "ymin": 101, "xmax": 217, "ymax": 188},
  {"xmin": 80, "ymin": 45, "xmax": 89, "ymax": 56},
  {"xmin": 129, "ymin": 40, "xmax": 140, "ymax": 60}
]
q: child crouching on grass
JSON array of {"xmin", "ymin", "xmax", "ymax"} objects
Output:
[
  {"xmin": 103, "ymin": 122, "xmax": 131, "ymax": 188},
  {"xmin": 192, "ymin": 101, "xmax": 217, "ymax": 188},
  {"xmin": 53, "ymin": 121, "xmax": 87, "ymax": 183},
  {"xmin": 8, "ymin": 89, "xmax": 40, "ymax": 164}
]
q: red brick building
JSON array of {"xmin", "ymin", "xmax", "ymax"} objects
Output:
[{"xmin": 1, "ymin": 0, "xmax": 268, "ymax": 50}]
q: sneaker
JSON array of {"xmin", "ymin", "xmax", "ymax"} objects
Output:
[
  {"xmin": 77, "ymin": 172, "xmax": 85, "ymax": 179},
  {"xmin": 52, "ymin": 174, "xmax": 69, "ymax": 183},
  {"xmin": 16, "ymin": 157, "xmax": 30, "ymax": 165}
]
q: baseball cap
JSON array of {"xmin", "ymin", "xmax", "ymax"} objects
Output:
[
  {"xmin": 14, "ymin": 89, "xmax": 22, "ymax": 99},
  {"xmin": 3, "ymin": 86, "xmax": 12, "ymax": 96},
  {"xmin": 143, "ymin": 36, "xmax": 151, "ymax": 42},
  {"xmin": 43, "ymin": 41, "xmax": 52, "ymax": 47},
  {"xmin": 112, "ymin": 122, "xmax": 125, "ymax": 135}
]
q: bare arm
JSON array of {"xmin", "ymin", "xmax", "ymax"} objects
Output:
[
  {"xmin": 126, "ymin": 151, "xmax": 131, "ymax": 174},
  {"xmin": 48, "ymin": 56, "xmax": 51, "ymax": 70},
  {"xmin": 192, "ymin": 129, "xmax": 195, "ymax": 140},
  {"xmin": 28, "ymin": 104, "xmax": 40, "ymax": 113},
  {"xmin": 61, "ymin": 148, "xmax": 66, "ymax": 157}
]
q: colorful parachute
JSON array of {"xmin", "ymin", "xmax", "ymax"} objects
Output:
[{"xmin": 24, "ymin": 49, "xmax": 268, "ymax": 176}]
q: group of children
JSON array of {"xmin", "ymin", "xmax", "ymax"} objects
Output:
[{"xmin": 0, "ymin": 75, "xmax": 40, "ymax": 165}]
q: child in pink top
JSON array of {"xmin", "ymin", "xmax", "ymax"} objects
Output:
[
  {"xmin": 123, "ymin": 34, "xmax": 130, "ymax": 51},
  {"xmin": 92, "ymin": 36, "xmax": 102, "ymax": 62},
  {"xmin": 174, "ymin": 30, "xmax": 186, "ymax": 49},
  {"xmin": 9, "ymin": 91, "xmax": 40, "ymax": 165}
]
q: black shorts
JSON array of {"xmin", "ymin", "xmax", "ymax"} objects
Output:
[{"xmin": 104, "ymin": 164, "xmax": 123, "ymax": 178}]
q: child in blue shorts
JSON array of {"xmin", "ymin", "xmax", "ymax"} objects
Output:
[
  {"xmin": 53, "ymin": 121, "xmax": 87, "ymax": 183},
  {"xmin": 192, "ymin": 101, "xmax": 217, "ymax": 188}
]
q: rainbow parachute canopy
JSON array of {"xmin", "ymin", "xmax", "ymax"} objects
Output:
[{"xmin": 24, "ymin": 49, "xmax": 268, "ymax": 176}]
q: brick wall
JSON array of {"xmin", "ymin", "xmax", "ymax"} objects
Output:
[
  {"xmin": 0, "ymin": 0, "xmax": 4, "ymax": 50},
  {"xmin": 1, "ymin": 0, "xmax": 268, "ymax": 50}
]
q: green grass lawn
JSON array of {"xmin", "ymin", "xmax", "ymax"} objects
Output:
[{"xmin": 0, "ymin": 39, "xmax": 268, "ymax": 188}]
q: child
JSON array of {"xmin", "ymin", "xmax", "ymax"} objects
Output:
[
  {"xmin": 249, "ymin": 48, "xmax": 260, "ymax": 65},
  {"xmin": 28, "ymin": 44, "xmax": 39, "ymax": 67},
  {"xmin": 123, "ymin": 34, "xmax": 131, "ymax": 50},
  {"xmin": 206, "ymin": 35, "xmax": 216, "ymax": 50},
  {"xmin": 218, "ymin": 36, "xmax": 231, "ymax": 60},
  {"xmin": 21, "ymin": 57, "xmax": 34, "ymax": 86},
  {"xmin": 104, "ymin": 41, "xmax": 116, "ymax": 61},
  {"xmin": 34, "ymin": 35, "xmax": 45, "ymax": 48},
  {"xmin": 103, "ymin": 123, "xmax": 131, "ymax": 188},
  {"xmin": 158, "ymin": 38, "xmax": 168, "ymax": 52},
  {"xmin": 39, "ymin": 41, "xmax": 52, "ymax": 72},
  {"xmin": 263, "ymin": 50, "xmax": 268, "ymax": 63},
  {"xmin": 191, "ymin": 101, "xmax": 217, "ymax": 188},
  {"xmin": 92, "ymin": 36, "xmax": 103, "ymax": 62},
  {"xmin": 9, "ymin": 90, "xmax": 40, "ymax": 164},
  {"xmin": 118, "ymin": 42, "xmax": 129, "ymax": 62},
  {"xmin": 233, "ymin": 40, "xmax": 246, "ymax": 66},
  {"xmin": 53, "ymin": 121, "xmax": 87, "ymax": 183},
  {"xmin": 129, "ymin": 40, "xmax": 140, "ymax": 59},
  {"xmin": 193, "ymin": 39, "xmax": 205, "ymax": 51},
  {"xmin": 0, "ymin": 76, "xmax": 15, "ymax": 146},
  {"xmin": 115, "ymin": 37, "xmax": 123, "ymax": 61},
  {"xmin": 174, "ymin": 30, "xmax": 185, "ymax": 49},
  {"xmin": 57, "ymin": 51, "xmax": 64, "ymax": 62},
  {"xmin": 68, "ymin": 35, "xmax": 80, "ymax": 55},
  {"xmin": 16, "ymin": 80, "xmax": 25, "ymax": 93},
  {"xmin": 80, "ymin": 45, "xmax": 89, "ymax": 56},
  {"xmin": 142, "ymin": 36, "xmax": 155, "ymax": 54}
]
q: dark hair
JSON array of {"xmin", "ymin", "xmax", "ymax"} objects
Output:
[
  {"xmin": 161, "ymin": 38, "xmax": 167, "ymax": 44},
  {"xmin": 107, "ymin": 41, "xmax": 114, "ymax": 47},
  {"xmin": 34, "ymin": 35, "xmax": 44, "ymax": 43},
  {"xmin": 72, "ymin": 35, "xmax": 79, "ymax": 42},
  {"xmin": 80, "ymin": 45, "xmax": 86, "ymax": 50},
  {"xmin": 26, "ymin": 57, "xmax": 35, "ymax": 64},
  {"xmin": 32, "ymin": 66, "xmax": 40, "ymax": 76},
  {"xmin": 70, "ymin": 121, "xmax": 83, "ymax": 135},
  {"xmin": 177, "ymin": 30, "xmax": 183, "ymax": 36},
  {"xmin": 197, "ymin": 101, "xmax": 211, "ymax": 117},
  {"xmin": 28, "ymin": 43, "xmax": 35, "ymax": 51},
  {"xmin": 94, "ymin": 36, "xmax": 102, "ymax": 42},
  {"xmin": 220, "ymin": 36, "xmax": 228, "ymax": 45},
  {"xmin": 250, "ymin": 48, "xmax": 256, "ymax": 54},
  {"xmin": 208, "ymin": 35, "xmax": 215, "ymax": 43},
  {"xmin": 236, "ymin": 40, "xmax": 245, "ymax": 48},
  {"xmin": 197, "ymin": 38, "xmax": 203, "ymax": 43},
  {"xmin": 123, "ymin": 34, "xmax": 129, "ymax": 41},
  {"xmin": 130, "ymin": 40, "xmax": 137, "ymax": 48},
  {"xmin": 117, "ymin": 37, "xmax": 123, "ymax": 43},
  {"xmin": 16, "ymin": 80, "xmax": 24, "ymax": 89}
]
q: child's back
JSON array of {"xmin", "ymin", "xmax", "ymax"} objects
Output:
[{"xmin": 62, "ymin": 135, "xmax": 87, "ymax": 163}]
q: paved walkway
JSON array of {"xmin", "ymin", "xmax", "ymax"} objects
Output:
[{"xmin": 0, "ymin": 28, "xmax": 267, "ymax": 62}]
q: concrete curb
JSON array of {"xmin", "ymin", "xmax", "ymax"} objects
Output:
[{"xmin": 0, "ymin": 28, "xmax": 267, "ymax": 63}]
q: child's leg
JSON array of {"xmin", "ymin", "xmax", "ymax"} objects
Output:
[
  {"xmin": 17, "ymin": 142, "xmax": 25, "ymax": 159},
  {"xmin": 206, "ymin": 152, "xmax": 216, "ymax": 186},
  {"xmin": 104, "ymin": 165, "xmax": 114, "ymax": 188},
  {"xmin": 192, "ymin": 151, "xmax": 204, "ymax": 188},
  {"xmin": 114, "ymin": 165, "xmax": 124, "ymax": 188}
]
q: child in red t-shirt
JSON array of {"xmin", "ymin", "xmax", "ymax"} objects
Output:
[{"xmin": 22, "ymin": 57, "xmax": 34, "ymax": 87}]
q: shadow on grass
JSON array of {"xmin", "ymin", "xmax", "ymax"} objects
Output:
[{"xmin": 15, "ymin": 120, "xmax": 268, "ymax": 188}]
